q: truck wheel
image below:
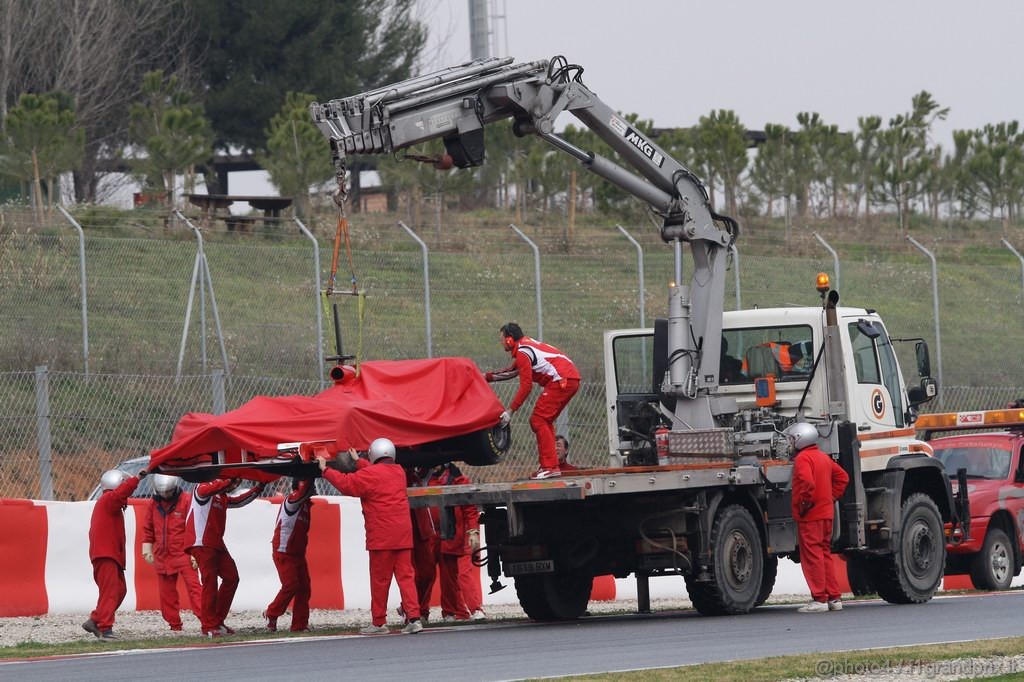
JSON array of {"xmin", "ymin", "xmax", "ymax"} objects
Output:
[
  {"xmin": 685, "ymin": 505, "xmax": 763, "ymax": 616},
  {"xmin": 514, "ymin": 575, "xmax": 555, "ymax": 621},
  {"xmin": 872, "ymin": 493, "xmax": 945, "ymax": 604},
  {"xmin": 514, "ymin": 573, "xmax": 591, "ymax": 621},
  {"xmin": 754, "ymin": 555, "xmax": 778, "ymax": 607},
  {"xmin": 970, "ymin": 528, "xmax": 1014, "ymax": 591}
]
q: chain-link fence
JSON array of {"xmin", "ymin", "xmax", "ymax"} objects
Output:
[{"xmin": 2, "ymin": 206, "xmax": 1023, "ymax": 499}]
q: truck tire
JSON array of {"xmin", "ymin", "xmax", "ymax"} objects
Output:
[
  {"xmin": 872, "ymin": 493, "xmax": 945, "ymax": 604},
  {"xmin": 514, "ymin": 573, "xmax": 592, "ymax": 621},
  {"xmin": 754, "ymin": 555, "xmax": 778, "ymax": 607},
  {"xmin": 685, "ymin": 505, "xmax": 763, "ymax": 616},
  {"xmin": 970, "ymin": 528, "xmax": 1014, "ymax": 591}
]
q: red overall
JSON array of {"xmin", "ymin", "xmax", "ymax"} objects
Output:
[
  {"xmin": 266, "ymin": 480, "xmax": 314, "ymax": 631},
  {"xmin": 142, "ymin": 490, "xmax": 202, "ymax": 629},
  {"xmin": 185, "ymin": 479, "xmax": 261, "ymax": 634},
  {"xmin": 492, "ymin": 337, "xmax": 580, "ymax": 470},
  {"xmin": 88, "ymin": 476, "xmax": 140, "ymax": 631},
  {"xmin": 323, "ymin": 458, "xmax": 420, "ymax": 627},
  {"xmin": 409, "ymin": 465, "xmax": 480, "ymax": 620},
  {"xmin": 792, "ymin": 445, "xmax": 850, "ymax": 603}
]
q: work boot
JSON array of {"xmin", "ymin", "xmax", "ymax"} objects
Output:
[
  {"xmin": 204, "ymin": 629, "xmax": 223, "ymax": 638},
  {"xmin": 401, "ymin": 619, "xmax": 424, "ymax": 634},
  {"xmin": 529, "ymin": 468, "xmax": 561, "ymax": 480},
  {"xmin": 82, "ymin": 618, "xmax": 102, "ymax": 639},
  {"xmin": 797, "ymin": 600, "xmax": 828, "ymax": 613},
  {"xmin": 827, "ymin": 599, "xmax": 843, "ymax": 611},
  {"xmin": 218, "ymin": 624, "xmax": 235, "ymax": 635},
  {"xmin": 359, "ymin": 624, "xmax": 390, "ymax": 635},
  {"xmin": 100, "ymin": 630, "xmax": 120, "ymax": 641},
  {"xmin": 471, "ymin": 609, "xmax": 486, "ymax": 621},
  {"xmin": 441, "ymin": 615, "xmax": 456, "ymax": 623}
]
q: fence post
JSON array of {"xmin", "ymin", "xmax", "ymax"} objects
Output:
[
  {"xmin": 398, "ymin": 221, "xmax": 432, "ymax": 358},
  {"xmin": 509, "ymin": 223, "xmax": 543, "ymax": 341},
  {"xmin": 813, "ymin": 232, "xmax": 841, "ymax": 292},
  {"xmin": 174, "ymin": 210, "xmax": 231, "ymax": 380},
  {"xmin": 294, "ymin": 217, "xmax": 325, "ymax": 388},
  {"xmin": 212, "ymin": 369, "xmax": 226, "ymax": 415},
  {"xmin": 34, "ymin": 365, "xmax": 54, "ymax": 501},
  {"xmin": 616, "ymin": 225, "xmax": 645, "ymax": 328},
  {"xmin": 907, "ymin": 236, "xmax": 943, "ymax": 397},
  {"xmin": 56, "ymin": 205, "xmax": 89, "ymax": 380},
  {"xmin": 729, "ymin": 245, "xmax": 741, "ymax": 311},
  {"xmin": 1001, "ymin": 238, "xmax": 1024, "ymax": 303}
]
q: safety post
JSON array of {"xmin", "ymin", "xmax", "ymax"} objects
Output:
[
  {"xmin": 509, "ymin": 223, "xmax": 542, "ymax": 341},
  {"xmin": 34, "ymin": 365, "xmax": 54, "ymax": 501},
  {"xmin": 173, "ymin": 210, "xmax": 230, "ymax": 381},
  {"xmin": 56, "ymin": 205, "xmax": 90, "ymax": 380},
  {"xmin": 813, "ymin": 232, "xmax": 841, "ymax": 292},
  {"xmin": 398, "ymin": 221, "xmax": 432, "ymax": 358},
  {"xmin": 616, "ymin": 225, "xmax": 645, "ymax": 328},
  {"xmin": 729, "ymin": 245, "xmax": 741, "ymax": 311},
  {"xmin": 212, "ymin": 369, "xmax": 226, "ymax": 415},
  {"xmin": 907, "ymin": 236, "xmax": 943, "ymax": 396},
  {"xmin": 294, "ymin": 217, "xmax": 326, "ymax": 388},
  {"xmin": 1001, "ymin": 238, "xmax": 1024, "ymax": 304}
]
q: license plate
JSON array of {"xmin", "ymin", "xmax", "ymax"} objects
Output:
[{"xmin": 504, "ymin": 559, "xmax": 554, "ymax": 576}]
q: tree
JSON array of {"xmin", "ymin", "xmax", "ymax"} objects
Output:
[
  {"xmin": 191, "ymin": 0, "xmax": 426, "ymax": 163},
  {"xmin": 749, "ymin": 123, "xmax": 792, "ymax": 220},
  {"xmin": 966, "ymin": 122, "xmax": 1024, "ymax": 232},
  {"xmin": 256, "ymin": 92, "xmax": 334, "ymax": 218},
  {"xmin": 0, "ymin": 92, "xmax": 83, "ymax": 218},
  {"xmin": 128, "ymin": 71, "xmax": 212, "ymax": 208},
  {"xmin": 693, "ymin": 110, "xmax": 749, "ymax": 218},
  {"xmin": 854, "ymin": 116, "xmax": 882, "ymax": 221},
  {"xmin": 873, "ymin": 91, "xmax": 948, "ymax": 235}
]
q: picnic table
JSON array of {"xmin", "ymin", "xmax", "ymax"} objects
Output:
[{"xmin": 184, "ymin": 194, "xmax": 294, "ymax": 230}]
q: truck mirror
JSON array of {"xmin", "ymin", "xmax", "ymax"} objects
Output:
[
  {"xmin": 856, "ymin": 319, "xmax": 881, "ymax": 339},
  {"xmin": 915, "ymin": 341, "xmax": 931, "ymax": 377},
  {"xmin": 907, "ymin": 378, "xmax": 937, "ymax": 407}
]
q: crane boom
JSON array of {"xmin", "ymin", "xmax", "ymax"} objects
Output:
[{"xmin": 310, "ymin": 55, "xmax": 740, "ymax": 429}]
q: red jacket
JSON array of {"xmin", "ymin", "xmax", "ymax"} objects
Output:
[
  {"xmin": 89, "ymin": 476, "xmax": 140, "ymax": 568},
  {"xmin": 185, "ymin": 479, "xmax": 261, "ymax": 552},
  {"xmin": 272, "ymin": 479, "xmax": 314, "ymax": 556},
  {"xmin": 791, "ymin": 445, "xmax": 850, "ymax": 521},
  {"xmin": 495, "ymin": 337, "xmax": 580, "ymax": 412},
  {"xmin": 141, "ymin": 489, "xmax": 192, "ymax": 572},
  {"xmin": 323, "ymin": 459, "xmax": 412, "ymax": 550},
  {"xmin": 409, "ymin": 464, "xmax": 479, "ymax": 555}
]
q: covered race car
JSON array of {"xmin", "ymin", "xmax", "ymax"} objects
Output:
[{"xmin": 149, "ymin": 357, "xmax": 510, "ymax": 482}]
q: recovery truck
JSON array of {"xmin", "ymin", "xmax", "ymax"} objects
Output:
[
  {"xmin": 309, "ymin": 55, "xmax": 964, "ymax": 618},
  {"xmin": 917, "ymin": 404, "xmax": 1024, "ymax": 590}
]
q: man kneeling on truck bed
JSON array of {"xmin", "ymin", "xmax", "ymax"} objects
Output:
[{"xmin": 485, "ymin": 322, "xmax": 580, "ymax": 480}]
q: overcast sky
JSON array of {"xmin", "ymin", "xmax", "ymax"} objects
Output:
[{"xmin": 421, "ymin": 0, "xmax": 1023, "ymax": 147}]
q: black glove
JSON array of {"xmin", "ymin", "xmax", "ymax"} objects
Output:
[{"xmin": 138, "ymin": 468, "xmax": 149, "ymax": 479}]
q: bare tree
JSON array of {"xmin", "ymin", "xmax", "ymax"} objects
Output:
[
  {"xmin": 19, "ymin": 0, "xmax": 197, "ymax": 202},
  {"xmin": 0, "ymin": 1, "xmax": 48, "ymax": 127}
]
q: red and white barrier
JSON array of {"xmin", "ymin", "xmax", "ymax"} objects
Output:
[{"xmin": 2, "ymin": 497, "xmax": 1016, "ymax": 617}]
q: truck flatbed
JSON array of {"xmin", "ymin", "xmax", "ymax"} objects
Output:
[{"xmin": 406, "ymin": 460, "xmax": 792, "ymax": 508}]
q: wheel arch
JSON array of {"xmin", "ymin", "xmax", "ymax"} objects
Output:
[{"xmin": 987, "ymin": 509, "xmax": 1022, "ymax": 572}]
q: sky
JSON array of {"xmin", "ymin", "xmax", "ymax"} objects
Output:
[{"xmin": 420, "ymin": 0, "xmax": 1024, "ymax": 146}]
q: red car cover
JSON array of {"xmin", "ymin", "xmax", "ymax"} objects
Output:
[{"xmin": 149, "ymin": 358, "xmax": 503, "ymax": 480}]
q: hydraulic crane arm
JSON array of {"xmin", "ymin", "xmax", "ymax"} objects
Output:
[{"xmin": 310, "ymin": 56, "xmax": 740, "ymax": 429}]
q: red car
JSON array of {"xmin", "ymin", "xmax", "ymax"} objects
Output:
[
  {"xmin": 149, "ymin": 358, "xmax": 509, "ymax": 483},
  {"xmin": 919, "ymin": 407, "xmax": 1024, "ymax": 590}
]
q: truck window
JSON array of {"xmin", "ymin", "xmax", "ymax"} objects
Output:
[
  {"xmin": 847, "ymin": 324, "xmax": 881, "ymax": 385},
  {"xmin": 613, "ymin": 334, "xmax": 654, "ymax": 394},
  {"xmin": 723, "ymin": 325, "xmax": 813, "ymax": 383},
  {"xmin": 875, "ymin": 327, "xmax": 906, "ymax": 427},
  {"xmin": 933, "ymin": 445, "xmax": 1012, "ymax": 480}
]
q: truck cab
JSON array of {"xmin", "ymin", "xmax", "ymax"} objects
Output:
[
  {"xmin": 919, "ymin": 408, "xmax": 1024, "ymax": 590},
  {"xmin": 605, "ymin": 305, "xmax": 937, "ymax": 469}
]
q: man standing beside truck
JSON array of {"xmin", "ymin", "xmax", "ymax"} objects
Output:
[
  {"xmin": 786, "ymin": 422, "xmax": 849, "ymax": 613},
  {"xmin": 486, "ymin": 322, "xmax": 580, "ymax": 480}
]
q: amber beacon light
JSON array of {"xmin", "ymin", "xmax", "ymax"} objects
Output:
[{"xmin": 815, "ymin": 272, "xmax": 831, "ymax": 293}]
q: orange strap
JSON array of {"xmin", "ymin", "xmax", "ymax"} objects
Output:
[{"xmin": 327, "ymin": 215, "xmax": 357, "ymax": 295}]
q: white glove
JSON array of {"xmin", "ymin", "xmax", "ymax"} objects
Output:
[
  {"xmin": 190, "ymin": 555, "xmax": 198, "ymax": 571},
  {"xmin": 467, "ymin": 529, "xmax": 480, "ymax": 551},
  {"xmin": 141, "ymin": 542, "xmax": 154, "ymax": 564},
  {"xmin": 499, "ymin": 410, "xmax": 512, "ymax": 426}
]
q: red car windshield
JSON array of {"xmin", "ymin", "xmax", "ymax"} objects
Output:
[{"xmin": 934, "ymin": 443, "xmax": 1012, "ymax": 480}]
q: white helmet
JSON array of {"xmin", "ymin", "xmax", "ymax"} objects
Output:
[
  {"xmin": 152, "ymin": 474, "xmax": 180, "ymax": 495},
  {"xmin": 368, "ymin": 437, "xmax": 396, "ymax": 463},
  {"xmin": 784, "ymin": 422, "xmax": 819, "ymax": 451},
  {"xmin": 100, "ymin": 469, "xmax": 130, "ymax": 491}
]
